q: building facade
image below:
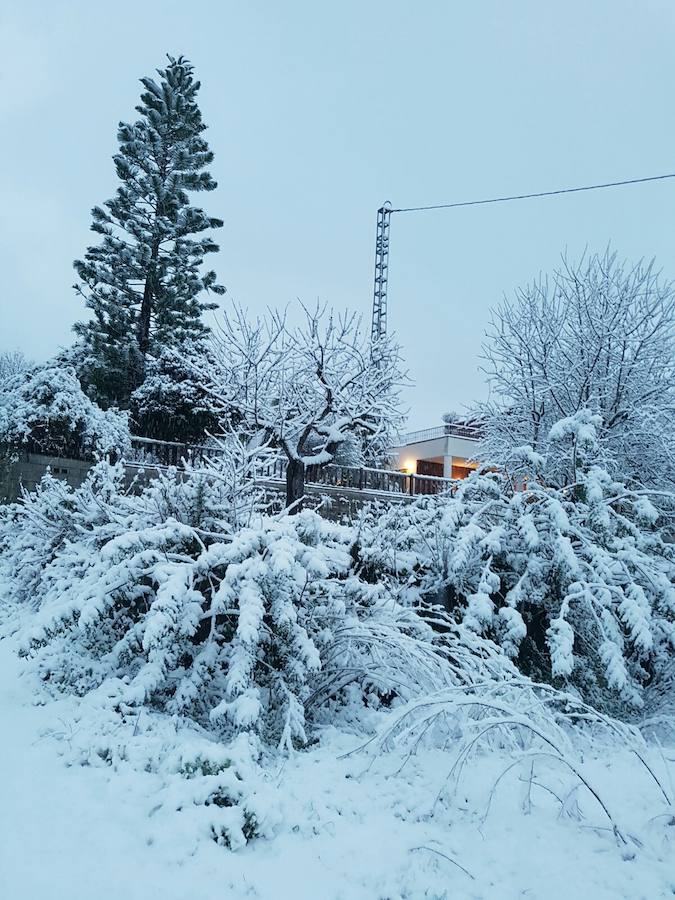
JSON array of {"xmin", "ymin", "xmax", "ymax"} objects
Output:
[{"xmin": 394, "ymin": 420, "xmax": 481, "ymax": 480}]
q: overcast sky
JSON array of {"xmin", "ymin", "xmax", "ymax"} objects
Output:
[{"xmin": 2, "ymin": 1, "xmax": 675, "ymax": 428}]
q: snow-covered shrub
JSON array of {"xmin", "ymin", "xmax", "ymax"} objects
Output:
[
  {"xmin": 307, "ymin": 576, "xmax": 517, "ymax": 726},
  {"xmin": 36, "ymin": 682, "xmax": 280, "ymax": 850},
  {"xmin": 0, "ymin": 463, "xmax": 127, "ymax": 609},
  {"xmin": 129, "ymin": 342, "xmax": 220, "ymax": 442},
  {"xmin": 1, "ymin": 452, "xmax": 514, "ymax": 749},
  {"xmin": 0, "ymin": 361, "xmax": 130, "ymax": 459},
  {"xmin": 361, "ymin": 677, "xmax": 674, "ymax": 854},
  {"xmin": 162, "ymin": 733, "xmax": 275, "ymax": 849},
  {"xmin": 361, "ymin": 464, "xmax": 675, "ymax": 716},
  {"xmin": 1, "ymin": 459, "xmax": 415, "ymax": 746}
]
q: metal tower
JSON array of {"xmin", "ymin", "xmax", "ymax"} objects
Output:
[{"xmin": 370, "ymin": 202, "xmax": 392, "ymax": 360}]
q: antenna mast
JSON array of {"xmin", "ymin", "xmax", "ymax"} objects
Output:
[{"xmin": 370, "ymin": 202, "xmax": 392, "ymax": 360}]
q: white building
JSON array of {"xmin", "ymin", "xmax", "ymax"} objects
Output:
[{"xmin": 394, "ymin": 420, "xmax": 482, "ymax": 480}]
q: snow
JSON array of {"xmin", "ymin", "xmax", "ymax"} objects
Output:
[
  {"xmin": 361, "ymin": 470, "xmax": 675, "ymax": 714},
  {"xmin": 1, "ymin": 625, "xmax": 673, "ymax": 900},
  {"xmin": 0, "ymin": 361, "xmax": 129, "ymax": 458},
  {"xmin": 478, "ymin": 249, "xmax": 675, "ymax": 494}
]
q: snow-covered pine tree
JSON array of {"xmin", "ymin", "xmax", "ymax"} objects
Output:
[
  {"xmin": 129, "ymin": 341, "xmax": 220, "ymax": 442},
  {"xmin": 73, "ymin": 55, "xmax": 224, "ymax": 408}
]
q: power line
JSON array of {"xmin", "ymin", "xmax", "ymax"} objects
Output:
[
  {"xmin": 390, "ymin": 172, "xmax": 675, "ymax": 214},
  {"xmin": 372, "ymin": 170, "xmax": 675, "ymax": 348}
]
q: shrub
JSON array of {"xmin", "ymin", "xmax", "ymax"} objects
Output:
[
  {"xmin": 360, "ymin": 465, "xmax": 675, "ymax": 716},
  {"xmin": 3, "ymin": 458, "xmax": 446, "ymax": 747},
  {"xmin": 0, "ymin": 361, "xmax": 129, "ymax": 459}
]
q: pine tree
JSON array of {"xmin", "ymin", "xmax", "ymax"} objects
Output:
[{"xmin": 73, "ymin": 55, "xmax": 224, "ymax": 408}]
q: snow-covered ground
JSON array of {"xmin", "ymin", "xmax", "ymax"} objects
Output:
[{"xmin": 1, "ymin": 629, "xmax": 673, "ymax": 900}]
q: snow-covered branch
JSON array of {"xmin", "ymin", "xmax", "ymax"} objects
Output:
[{"xmin": 201, "ymin": 303, "xmax": 406, "ymax": 510}]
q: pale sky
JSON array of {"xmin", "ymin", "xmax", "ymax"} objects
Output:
[{"xmin": 2, "ymin": 0, "xmax": 675, "ymax": 428}]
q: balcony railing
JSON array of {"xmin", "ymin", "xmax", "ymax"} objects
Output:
[
  {"xmin": 256, "ymin": 460, "xmax": 455, "ymax": 497},
  {"xmin": 400, "ymin": 421, "xmax": 483, "ymax": 445},
  {"xmin": 127, "ymin": 437, "xmax": 455, "ymax": 498}
]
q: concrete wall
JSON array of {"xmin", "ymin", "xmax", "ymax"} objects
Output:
[
  {"xmin": 0, "ymin": 451, "xmax": 93, "ymax": 503},
  {"xmin": 0, "ymin": 454, "xmax": 410, "ymax": 522},
  {"xmin": 446, "ymin": 435, "xmax": 480, "ymax": 461},
  {"xmin": 0, "ymin": 454, "xmax": 194, "ymax": 505}
]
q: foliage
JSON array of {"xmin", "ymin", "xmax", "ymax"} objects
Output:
[
  {"xmin": 3, "ymin": 408, "xmax": 673, "ymax": 742},
  {"xmin": 0, "ymin": 361, "xmax": 130, "ymax": 459},
  {"xmin": 73, "ymin": 55, "xmax": 224, "ymax": 408},
  {"xmin": 0, "ymin": 464, "xmax": 123, "ymax": 610},
  {"xmin": 129, "ymin": 341, "xmax": 220, "ymax": 441},
  {"xmin": 360, "ymin": 423, "xmax": 675, "ymax": 716},
  {"xmin": 2, "ymin": 437, "xmax": 673, "ymax": 875},
  {"xmin": 361, "ymin": 677, "xmax": 673, "ymax": 854},
  {"xmin": 1, "ymin": 458, "xmax": 449, "ymax": 749}
]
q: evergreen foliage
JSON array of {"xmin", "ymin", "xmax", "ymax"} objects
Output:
[
  {"xmin": 129, "ymin": 342, "xmax": 220, "ymax": 442},
  {"xmin": 0, "ymin": 361, "xmax": 130, "ymax": 459},
  {"xmin": 362, "ymin": 416, "xmax": 675, "ymax": 715},
  {"xmin": 73, "ymin": 55, "xmax": 224, "ymax": 409},
  {"xmin": 3, "ymin": 416, "xmax": 673, "ymax": 736},
  {"xmin": 0, "ymin": 464, "xmax": 399, "ymax": 745}
]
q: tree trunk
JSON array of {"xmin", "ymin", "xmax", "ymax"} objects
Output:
[
  {"xmin": 137, "ymin": 267, "xmax": 155, "ymax": 357},
  {"xmin": 286, "ymin": 458, "xmax": 305, "ymax": 513},
  {"xmin": 137, "ymin": 238, "xmax": 161, "ymax": 358}
]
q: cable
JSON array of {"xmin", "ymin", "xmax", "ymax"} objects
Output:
[{"xmin": 390, "ymin": 172, "xmax": 675, "ymax": 214}]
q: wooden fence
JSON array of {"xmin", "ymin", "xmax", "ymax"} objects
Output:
[{"xmin": 129, "ymin": 437, "xmax": 454, "ymax": 498}]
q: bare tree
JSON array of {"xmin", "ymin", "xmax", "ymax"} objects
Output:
[
  {"xmin": 204, "ymin": 304, "xmax": 405, "ymax": 511},
  {"xmin": 478, "ymin": 250, "xmax": 675, "ymax": 489},
  {"xmin": 0, "ymin": 349, "xmax": 30, "ymax": 385}
]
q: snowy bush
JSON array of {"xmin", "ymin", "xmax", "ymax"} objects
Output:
[
  {"xmin": 0, "ymin": 463, "xmax": 126, "ymax": 610},
  {"xmin": 129, "ymin": 342, "xmax": 220, "ymax": 442},
  {"xmin": 2, "ymin": 451, "xmax": 673, "ymax": 873},
  {"xmin": 36, "ymin": 682, "xmax": 280, "ymax": 850},
  {"xmin": 361, "ymin": 462, "xmax": 675, "ymax": 716},
  {"xmin": 0, "ymin": 361, "xmax": 130, "ymax": 459},
  {"xmin": 0, "ymin": 459, "xmax": 250, "ymax": 612},
  {"xmin": 1, "ymin": 459, "xmax": 458, "ymax": 749},
  {"xmin": 169, "ymin": 734, "xmax": 273, "ymax": 849},
  {"xmin": 357, "ymin": 676, "xmax": 674, "ymax": 856}
]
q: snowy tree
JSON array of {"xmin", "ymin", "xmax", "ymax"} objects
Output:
[
  {"xmin": 0, "ymin": 349, "xmax": 30, "ymax": 386},
  {"xmin": 478, "ymin": 250, "xmax": 675, "ymax": 492},
  {"xmin": 73, "ymin": 55, "xmax": 224, "ymax": 408},
  {"xmin": 129, "ymin": 341, "xmax": 220, "ymax": 442},
  {"xmin": 0, "ymin": 361, "xmax": 130, "ymax": 459},
  {"xmin": 203, "ymin": 304, "xmax": 405, "ymax": 511}
]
